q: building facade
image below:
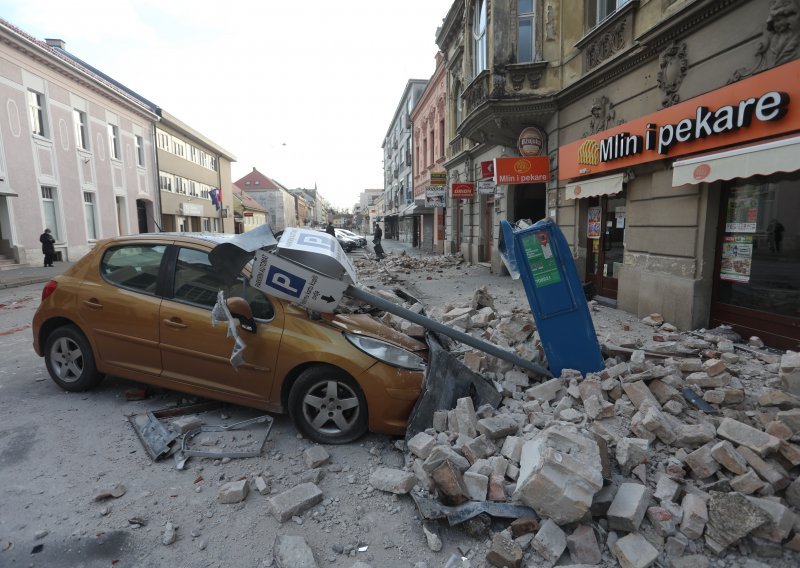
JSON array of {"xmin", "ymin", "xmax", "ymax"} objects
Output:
[
  {"xmin": 234, "ymin": 167, "xmax": 298, "ymax": 232},
  {"xmin": 155, "ymin": 111, "xmax": 236, "ymax": 234},
  {"xmin": 0, "ymin": 21, "xmax": 159, "ymax": 265},
  {"xmin": 555, "ymin": 0, "xmax": 800, "ymax": 349},
  {"xmin": 432, "ymin": 0, "xmax": 799, "ymax": 349},
  {"xmin": 232, "ymin": 185, "xmax": 267, "ymax": 233},
  {"xmin": 382, "ymin": 79, "xmax": 428, "ymax": 243},
  {"xmin": 411, "ymin": 53, "xmax": 448, "ymax": 253}
]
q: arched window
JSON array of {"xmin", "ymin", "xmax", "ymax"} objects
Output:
[{"xmin": 473, "ymin": 0, "xmax": 487, "ymax": 76}]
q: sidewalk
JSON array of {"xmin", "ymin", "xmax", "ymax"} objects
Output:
[{"xmin": 0, "ymin": 261, "xmax": 74, "ymax": 289}]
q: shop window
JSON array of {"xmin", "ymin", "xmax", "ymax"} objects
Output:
[{"xmin": 716, "ymin": 174, "xmax": 799, "ymax": 319}]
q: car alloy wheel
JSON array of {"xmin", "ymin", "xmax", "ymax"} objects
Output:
[
  {"xmin": 44, "ymin": 325, "xmax": 103, "ymax": 392},
  {"xmin": 288, "ymin": 365, "xmax": 368, "ymax": 444}
]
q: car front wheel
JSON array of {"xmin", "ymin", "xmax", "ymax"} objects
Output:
[
  {"xmin": 44, "ymin": 325, "xmax": 103, "ymax": 392},
  {"xmin": 288, "ymin": 366, "xmax": 368, "ymax": 444}
]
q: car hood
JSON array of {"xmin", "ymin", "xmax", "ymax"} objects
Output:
[{"xmin": 328, "ymin": 313, "xmax": 428, "ymax": 354}]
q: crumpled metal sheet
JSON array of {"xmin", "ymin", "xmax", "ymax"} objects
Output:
[{"xmin": 211, "ymin": 291, "xmax": 247, "ymax": 368}]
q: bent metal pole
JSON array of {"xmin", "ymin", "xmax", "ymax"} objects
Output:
[{"xmin": 345, "ymin": 285, "xmax": 552, "ymax": 378}]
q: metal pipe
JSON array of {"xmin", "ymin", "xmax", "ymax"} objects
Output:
[{"xmin": 346, "ymin": 285, "xmax": 551, "ymax": 378}]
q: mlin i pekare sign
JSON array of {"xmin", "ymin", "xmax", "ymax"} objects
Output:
[{"xmin": 559, "ymin": 59, "xmax": 800, "ymax": 181}]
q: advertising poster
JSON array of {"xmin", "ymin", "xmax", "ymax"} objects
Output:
[
  {"xmin": 521, "ymin": 230, "xmax": 562, "ymax": 288},
  {"xmin": 720, "ymin": 234, "xmax": 753, "ymax": 283},
  {"xmin": 425, "ymin": 186, "xmax": 445, "ymax": 208},
  {"xmin": 588, "ymin": 206, "xmax": 602, "ymax": 239},
  {"xmin": 725, "ymin": 187, "xmax": 759, "ymax": 233}
]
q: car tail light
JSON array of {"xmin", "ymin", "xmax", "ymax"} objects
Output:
[{"xmin": 41, "ymin": 280, "xmax": 58, "ymax": 302}]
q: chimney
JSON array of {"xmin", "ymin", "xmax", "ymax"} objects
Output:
[
  {"xmin": 252, "ymin": 167, "xmax": 256, "ymax": 171},
  {"xmin": 45, "ymin": 38, "xmax": 66, "ymax": 50}
]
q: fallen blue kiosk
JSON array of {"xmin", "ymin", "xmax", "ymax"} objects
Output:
[{"xmin": 500, "ymin": 217, "xmax": 605, "ymax": 377}]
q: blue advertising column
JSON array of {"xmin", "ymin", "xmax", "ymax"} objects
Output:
[{"xmin": 500, "ymin": 218, "xmax": 604, "ymax": 377}]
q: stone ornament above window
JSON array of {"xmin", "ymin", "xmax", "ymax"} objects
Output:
[
  {"xmin": 731, "ymin": 0, "xmax": 800, "ymax": 82},
  {"xmin": 657, "ymin": 41, "xmax": 688, "ymax": 108},
  {"xmin": 584, "ymin": 96, "xmax": 623, "ymax": 137},
  {"xmin": 585, "ymin": 20, "xmax": 627, "ymax": 70}
]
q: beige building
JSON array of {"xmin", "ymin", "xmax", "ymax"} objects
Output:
[
  {"xmin": 435, "ymin": 0, "xmax": 799, "ymax": 349},
  {"xmin": 0, "ymin": 21, "xmax": 159, "ymax": 265},
  {"xmin": 232, "ymin": 185, "xmax": 267, "ymax": 233},
  {"xmin": 155, "ymin": 111, "xmax": 236, "ymax": 234}
]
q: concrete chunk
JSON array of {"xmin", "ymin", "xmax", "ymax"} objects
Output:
[
  {"xmin": 369, "ymin": 467, "xmax": 415, "ymax": 494},
  {"xmin": 531, "ymin": 518, "xmax": 567, "ymax": 564},
  {"xmin": 612, "ymin": 533, "xmax": 659, "ymax": 568},
  {"xmin": 267, "ymin": 483, "xmax": 323, "ymax": 522},
  {"xmin": 303, "ymin": 445, "xmax": 330, "ymax": 468},
  {"xmin": 487, "ymin": 532, "xmax": 524, "ymax": 568},
  {"xmin": 512, "ymin": 424, "xmax": 603, "ymax": 525},
  {"xmin": 407, "ymin": 432, "xmax": 436, "ymax": 459},
  {"xmin": 710, "ymin": 440, "xmax": 747, "ymax": 475},
  {"xmin": 454, "ymin": 396, "xmax": 478, "ymax": 437},
  {"xmin": 567, "ymin": 524, "xmax": 602, "ymax": 565},
  {"xmin": 705, "ymin": 491, "xmax": 769, "ymax": 551},
  {"xmin": 476, "ymin": 414, "xmax": 519, "ymax": 439},
  {"xmin": 716, "ymin": 418, "xmax": 781, "ymax": 457},
  {"xmin": 525, "ymin": 378, "xmax": 563, "ymax": 402},
  {"xmin": 680, "ymin": 493, "xmax": 708, "ymax": 540},
  {"xmin": 273, "ymin": 535, "xmax": 318, "ymax": 568},
  {"xmin": 607, "ymin": 483, "xmax": 651, "ymax": 532},
  {"xmin": 218, "ymin": 479, "xmax": 249, "ymax": 504}
]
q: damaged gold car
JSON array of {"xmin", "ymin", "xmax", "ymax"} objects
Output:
[{"xmin": 32, "ymin": 233, "xmax": 427, "ymax": 444}]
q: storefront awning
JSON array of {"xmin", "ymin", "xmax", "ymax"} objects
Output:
[
  {"xmin": 672, "ymin": 135, "xmax": 800, "ymax": 187},
  {"xmin": 565, "ymin": 173, "xmax": 624, "ymax": 200}
]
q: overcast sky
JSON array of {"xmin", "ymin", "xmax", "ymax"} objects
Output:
[{"xmin": 2, "ymin": 0, "xmax": 454, "ymax": 209}]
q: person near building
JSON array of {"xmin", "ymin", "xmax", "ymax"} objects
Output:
[
  {"xmin": 326, "ymin": 222, "xmax": 335, "ymax": 237},
  {"xmin": 372, "ymin": 223, "xmax": 385, "ymax": 260},
  {"xmin": 40, "ymin": 228, "xmax": 56, "ymax": 267}
]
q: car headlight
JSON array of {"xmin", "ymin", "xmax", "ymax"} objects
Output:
[{"xmin": 345, "ymin": 333, "xmax": 426, "ymax": 371}]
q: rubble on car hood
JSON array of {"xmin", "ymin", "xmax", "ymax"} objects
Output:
[{"xmin": 357, "ymin": 282, "xmax": 800, "ymax": 567}]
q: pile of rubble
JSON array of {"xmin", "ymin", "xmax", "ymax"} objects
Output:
[{"xmin": 367, "ymin": 288, "xmax": 800, "ymax": 567}]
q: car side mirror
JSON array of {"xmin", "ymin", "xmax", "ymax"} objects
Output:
[{"xmin": 226, "ymin": 297, "xmax": 257, "ymax": 333}]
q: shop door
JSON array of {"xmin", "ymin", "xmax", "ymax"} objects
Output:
[
  {"xmin": 711, "ymin": 174, "xmax": 800, "ymax": 350},
  {"xmin": 586, "ymin": 194, "xmax": 626, "ymax": 299}
]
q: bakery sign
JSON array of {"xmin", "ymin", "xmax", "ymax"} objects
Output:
[{"xmin": 559, "ymin": 59, "xmax": 800, "ymax": 181}]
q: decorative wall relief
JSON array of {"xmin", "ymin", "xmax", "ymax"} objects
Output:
[
  {"xmin": 509, "ymin": 69, "xmax": 544, "ymax": 91},
  {"xmin": 731, "ymin": 0, "xmax": 800, "ymax": 82},
  {"xmin": 585, "ymin": 20, "xmax": 627, "ymax": 70},
  {"xmin": 584, "ymin": 96, "xmax": 623, "ymax": 136},
  {"xmin": 545, "ymin": 3, "xmax": 556, "ymax": 41},
  {"xmin": 657, "ymin": 41, "xmax": 688, "ymax": 107}
]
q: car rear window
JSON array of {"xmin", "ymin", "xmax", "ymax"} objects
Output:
[{"xmin": 100, "ymin": 245, "xmax": 166, "ymax": 294}]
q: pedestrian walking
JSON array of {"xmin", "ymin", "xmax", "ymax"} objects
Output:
[
  {"xmin": 40, "ymin": 228, "xmax": 56, "ymax": 267},
  {"xmin": 326, "ymin": 222, "xmax": 336, "ymax": 237},
  {"xmin": 372, "ymin": 223, "xmax": 385, "ymax": 260}
]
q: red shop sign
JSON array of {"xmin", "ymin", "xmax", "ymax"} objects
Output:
[{"xmin": 451, "ymin": 182, "xmax": 475, "ymax": 199}]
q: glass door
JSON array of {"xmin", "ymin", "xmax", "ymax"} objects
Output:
[{"xmin": 586, "ymin": 193, "xmax": 626, "ymax": 299}]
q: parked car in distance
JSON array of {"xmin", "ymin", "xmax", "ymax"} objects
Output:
[
  {"xmin": 335, "ymin": 229, "xmax": 367, "ymax": 248},
  {"xmin": 32, "ymin": 233, "xmax": 428, "ymax": 444}
]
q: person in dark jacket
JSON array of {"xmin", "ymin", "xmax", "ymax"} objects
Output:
[
  {"xmin": 373, "ymin": 223, "xmax": 382, "ymax": 244},
  {"xmin": 40, "ymin": 228, "xmax": 56, "ymax": 267},
  {"xmin": 325, "ymin": 222, "xmax": 335, "ymax": 236}
]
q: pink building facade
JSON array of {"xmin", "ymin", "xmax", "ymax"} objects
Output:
[{"xmin": 411, "ymin": 53, "xmax": 447, "ymax": 254}]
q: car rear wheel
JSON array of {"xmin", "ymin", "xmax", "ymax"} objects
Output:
[
  {"xmin": 288, "ymin": 366, "xmax": 368, "ymax": 444},
  {"xmin": 44, "ymin": 325, "xmax": 103, "ymax": 392}
]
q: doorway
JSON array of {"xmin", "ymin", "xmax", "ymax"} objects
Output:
[
  {"xmin": 585, "ymin": 193, "xmax": 626, "ymax": 299},
  {"xmin": 482, "ymin": 196, "xmax": 495, "ymax": 263},
  {"xmin": 511, "ymin": 183, "xmax": 546, "ymax": 224}
]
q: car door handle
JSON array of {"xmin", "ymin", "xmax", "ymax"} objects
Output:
[
  {"xmin": 163, "ymin": 318, "xmax": 187, "ymax": 329},
  {"xmin": 83, "ymin": 298, "xmax": 103, "ymax": 309}
]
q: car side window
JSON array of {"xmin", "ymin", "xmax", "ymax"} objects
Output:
[
  {"xmin": 173, "ymin": 247, "xmax": 275, "ymax": 320},
  {"xmin": 100, "ymin": 245, "xmax": 166, "ymax": 294}
]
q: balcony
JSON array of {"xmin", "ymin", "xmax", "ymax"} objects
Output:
[{"xmin": 456, "ymin": 63, "xmax": 557, "ymax": 149}]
